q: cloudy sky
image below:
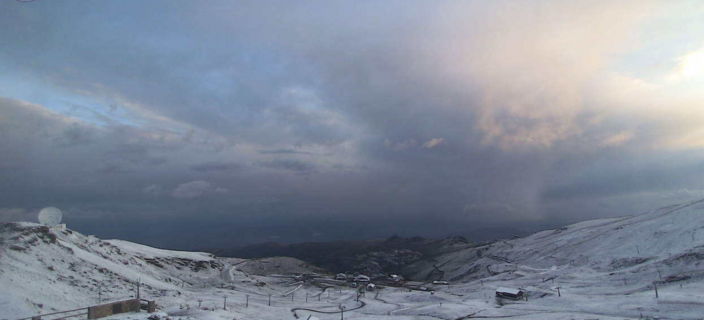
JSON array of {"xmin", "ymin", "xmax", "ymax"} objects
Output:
[{"xmin": 1, "ymin": 0, "xmax": 704, "ymax": 249}]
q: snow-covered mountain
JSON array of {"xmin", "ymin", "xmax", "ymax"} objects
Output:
[
  {"xmin": 0, "ymin": 222, "xmax": 227, "ymax": 317},
  {"xmin": 2, "ymin": 198, "xmax": 704, "ymax": 320},
  {"xmin": 403, "ymin": 198, "xmax": 704, "ymax": 283},
  {"xmin": 0, "ymin": 222, "xmax": 334, "ymax": 320}
]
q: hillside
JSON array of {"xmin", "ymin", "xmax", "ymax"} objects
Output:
[
  {"xmin": 2, "ymin": 199, "xmax": 704, "ymax": 319},
  {"xmin": 0, "ymin": 222, "xmax": 323, "ymax": 319},
  {"xmin": 403, "ymin": 199, "xmax": 704, "ymax": 282},
  {"xmin": 235, "ymin": 256, "xmax": 329, "ymax": 276},
  {"xmin": 210, "ymin": 235, "xmax": 474, "ymax": 276}
]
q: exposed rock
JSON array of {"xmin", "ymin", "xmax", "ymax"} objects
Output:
[{"xmin": 10, "ymin": 244, "xmax": 27, "ymax": 251}]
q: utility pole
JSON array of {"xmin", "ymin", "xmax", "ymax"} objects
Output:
[
  {"xmin": 223, "ymin": 296, "xmax": 227, "ymax": 310},
  {"xmin": 654, "ymin": 284, "xmax": 659, "ymax": 298},
  {"xmin": 246, "ymin": 295, "xmax": 249, "ymax": 308},
  {"xmin": 306, "ymin": 293, "xmax": 308, "ymax": 302},
  {"xmin": 658, "ymin": 270, "xmax": 662, "ymax": 279},
  {"xmin": 99, "ymin": 284, "xmax": 102, "ymax": 304},
  {"xmin": 339, "ymin": 305, "xmax": 346, "ymax": 320},
  {"xmin": 269, "ymin": 294, "xmax": 272, "ymax": 306},
  {"xmin": 137, "ymin": 278, "xmax": 141, "ymax": 299},
  {"xmin": 557, "ymin": 287, "xmax": 561, "ymax": 297}
]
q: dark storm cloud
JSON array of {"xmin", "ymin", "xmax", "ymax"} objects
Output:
[
  {"xmin": 55, "ymin": 123, "xmax": 96, "ymax": 147},
  {"xmin": 542, "ymin": 152, "xmax": 704, "ymax": 200},
  {"xmin": 258, "ymin": 158, "xmax": 317, "ymax": 175},
  {"xmin": 0, "ymin": 0, "xmax": 355, "ymax": 148},
  {"xmin": 1, "ymin": 0, "xmax": 703, "ymax": 248},
  {"xmin": 257, "ymin": 149, "xmax": 331, "ymax": 156},
  {"xmin": 190, "ymin": 162, "xmax": 242, "ymax": 173}
]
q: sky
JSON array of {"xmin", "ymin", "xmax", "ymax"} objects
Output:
[{"xmin": 1, "ymin": 0, "xmax": 704, "ymax": 249}]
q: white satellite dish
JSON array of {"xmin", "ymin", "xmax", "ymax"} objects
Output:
[{"xmin": 38, "ymin": 207, "xmax": 62, "ymax": 226}]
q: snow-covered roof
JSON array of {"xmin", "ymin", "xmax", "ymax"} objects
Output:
[{"xmin": 496, "ymin": 287, "xmax": 522, "ymax": 295}]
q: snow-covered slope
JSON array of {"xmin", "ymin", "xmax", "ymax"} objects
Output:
[
  {"xmin": 388, "ymin": 199, "xmax": 704, "ymax": 319},
  {"xmin": 235, "ymin": 256, "xmax": 329, "ymax": 276},
  {"xmin": 3, "ymin": 199, "xmax": 704, "ymax": 320},
  {"xmin": 404, "ymin": 198, "xmax": 704, "ymax": 283},
  {"xmin": 0, "ymin": 222, "xmax": 224, "ymax": 318}
]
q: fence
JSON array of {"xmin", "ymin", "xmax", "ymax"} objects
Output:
[{"xmin": 13, "ymin": 307, "xmax": 88, "ymax": 320}]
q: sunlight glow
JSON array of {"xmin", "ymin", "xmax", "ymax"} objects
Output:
[{"xmin": 679, "ymin": 47, "xmax": 704, "ymax": 78}]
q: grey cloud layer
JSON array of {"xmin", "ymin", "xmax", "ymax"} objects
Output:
[{"xmin": 1, "ymin": 0, "xmax": 703, "ymax": 248}]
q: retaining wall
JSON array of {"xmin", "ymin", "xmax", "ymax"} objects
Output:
[{"xmin": 87, "ymin": 299, "xmax": 140, "ymax": 319}]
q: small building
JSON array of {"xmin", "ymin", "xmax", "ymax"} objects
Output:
[
  {"xmin": 366, "ymin": 283, "xmax": 376, "ymax": 291},
  {"xmin": 389, "ymin": 274, "xmax": 404, "ymax": 282},
  {"xmin": 354, "ymin": 275, "xmax": 371, "ymax": 283},
  {"xmin": 495, "ymin": 287, "xmax": 524, "ymax": 300},
  {"xmin": 336, "ymin": 273, "xmax": 347, "ymax": 280}
]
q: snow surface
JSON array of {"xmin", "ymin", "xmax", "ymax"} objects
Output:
[
  {"xmin": 105, "ymin": 240, "xmax": 215, "ymax": 261},
  {"xmin": 2, "ymin": 199, "xmax": 704, "ymax": 319}
]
